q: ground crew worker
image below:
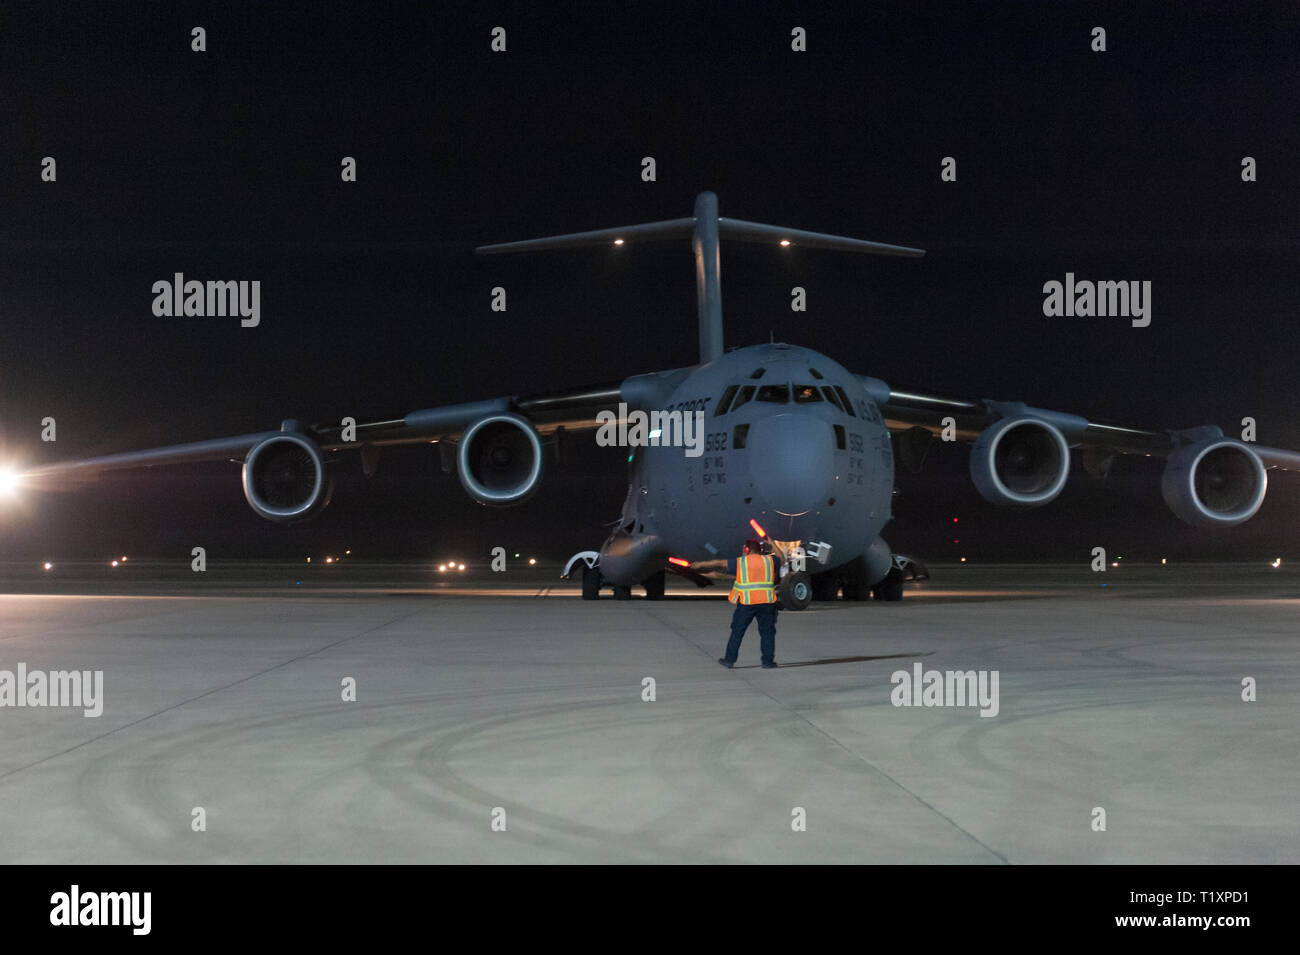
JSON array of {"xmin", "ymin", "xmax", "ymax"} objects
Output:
[{"xmin": 718, "ymin": 539, "xmax": 780, "ymax": 669}]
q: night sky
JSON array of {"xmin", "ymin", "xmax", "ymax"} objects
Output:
[{"xmin": 1, "ymin": 1, "xmax": 1297, "ymax": 563}]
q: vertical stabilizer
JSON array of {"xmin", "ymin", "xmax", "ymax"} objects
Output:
[{"xmin": 692, "ymin": 192, "xmax": 724, "ymax": 364}]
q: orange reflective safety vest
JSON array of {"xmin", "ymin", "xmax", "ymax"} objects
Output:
[{"xmin": 728, "ymin": 554, "xmax": 777, "ymax": 605}]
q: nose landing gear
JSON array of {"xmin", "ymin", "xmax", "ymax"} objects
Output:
[
  {"xmin": 776, "ymin": 571, "xmax": 813, "ymax": 610},
  {"xmin": 772, "ymin": 540, "xmax": 824, "ymax": 610}
]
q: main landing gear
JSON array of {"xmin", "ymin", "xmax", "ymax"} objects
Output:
[
  {"xmin": 808, "ymin": 554, "xmax": 903, "ymax": 603},
  {"xmin": 570, "ymin": 555, "xmax": 664, "ymax": 601}
]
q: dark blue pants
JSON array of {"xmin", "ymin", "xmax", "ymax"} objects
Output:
[{"xmin": 724, "ymin": 602, "xmax": 777, "ymax": 665}]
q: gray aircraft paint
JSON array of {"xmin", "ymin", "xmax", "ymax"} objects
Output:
[{"xmin": 597, "ymin": 343, "xmax": 894, "ymax": 586}]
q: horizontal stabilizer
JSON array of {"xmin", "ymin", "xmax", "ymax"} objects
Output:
[
  {"xmin": 474, "ymin": 191, "xmax": 924, "ymax": 364},
  {"xmin": 475, "ymin": 215, "xmax": 925, "ymax": 257},
  {"xmin": 717, "ymin": 218, "xmax": 924, "ymax": 256},
  {"xmin": 476, "ymin": 218, "xmax": 695, "ymax": 254}
]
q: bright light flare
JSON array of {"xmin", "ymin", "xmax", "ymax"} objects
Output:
[
  {"xmin": 779, "ymin": 239, "xmax": 791, "ymax": 247},
  {"xmin": 613, "ymin": 238, "xmax": 625, "ymax": 246},
  {"xmin": 110, "ymin": 560, "xmax": 119, "ymax": 568},
  {"xmin": 528, "ymin": 557, "xmax": 537, "ymax": 566},
  {"xmin": 458, "ymin": 563, "xmax": 466, "ymax": 571},
  {"xmin": 1271, "ymin": 558, "xmax": 1282, "ymax": 569},
  {"xmin": 437, "ymin": 564, "xmax": 447, "ymax": 572},
  {"xmin": 43, "ymin": 562, "xmax": 53, "ymax": 571},
  {"xmin": 0, "ymin": 468, "xmax": 20, "ymax": 497}
]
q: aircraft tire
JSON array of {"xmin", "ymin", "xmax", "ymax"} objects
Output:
[
  {"xmin": 811, "ymin": 570, "xmax": 840, "ymax": 601},
  {"xmin": 842, "ymin": 556, "xmax": 871, "ymax": 601},
  {"xmin": 643, "ymin": 570, "xmax": 665, "ymax": 600},
  {"xmin": 873, "ymin": 566, "xmax": 904, "ymax": 602},
  {"xmin": 581, "ymin": 564, "xmax": 602, "ymax": 600},
  {"xmin": 778, "ymin": 571, "xmax": 813, "ymax": 611}
]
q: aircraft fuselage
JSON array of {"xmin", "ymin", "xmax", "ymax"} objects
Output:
[{"xmin": 597, "ymin": 343, "xmax": 895, "ymax": 585}]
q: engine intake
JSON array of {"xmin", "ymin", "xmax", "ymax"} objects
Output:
[
  {"xmin": 457, "ymin": 413, "xmax": 544, "ymax": 505},
  {"xmin": 1161, "ymin": 438, "xmax": 1266, "ymax": 527},
  {"xmin": 971, "ymin": 416, "xmax": 1070, "ymax": 506},
  {"xmin": 242, "ymin": 433, "xmax": 332, "ymax": 522}
]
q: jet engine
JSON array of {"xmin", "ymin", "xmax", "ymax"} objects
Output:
[
  {"xmin": 970, "ymin": 415, "xmax": 1071, "ymax": 506},
  {"xmin": 457, "ymin": 412, "xmax": 544, "ymax": 505},
  {"xmin": 1161, "ymin": 438, "xmax": 1267, "ymax": 527},
  {"xmin": 242, "ymin": 433, "xmax": 333, "ymax": 522}
]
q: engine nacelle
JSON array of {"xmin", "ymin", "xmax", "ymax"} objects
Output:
[
  {"xmin": 1161, "ymin": 438, "xmax": 1266, "ymax": 527},
  {"xmin": 970, "ymin": 415, "xmax": 1071, "ymax": 506},
  {"xmin": 242, "ymin": 433, "xmax": 332, "ymax": 522},
  {"xmin": 457, "ymin": 412, "xmax": 544, "ymax": 505}
]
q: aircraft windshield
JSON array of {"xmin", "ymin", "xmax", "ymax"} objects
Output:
[
  {"xmin": 834, "ymin": 385, "xmax": 856, "ymax": 416},
  {"xmin": 715, "ymin": 384, "xmax": 739, "ymax": 415},
  {"xmin": 730, "ymin": 385, "xmax": 756, "ymax": 412}
]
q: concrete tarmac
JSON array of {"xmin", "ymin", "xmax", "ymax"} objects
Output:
[{"xmin": 0, "ymin": 561, "xmax": 1295, "ymax": 863}]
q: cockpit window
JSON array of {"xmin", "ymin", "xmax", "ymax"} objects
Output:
[
  {"xmin": 715, "ymin": 384, "xmax": 739, "ymax": 416},
  {"xmin": 730, "ymin": 385, "xmax": 756, "ymax": 412},
  {"xmin": 756, "ymin": 384, "xmax": 790, "ymax": 403},
  {"xmin": 834, "ymin": 385, "xmax": 856, "ymax": 416},
  {"xmin": 793, "ymin": 384, "xmax": 822, "ymax": 403},
  {"xmin": 822, "ymin": 386, "xmax": 844, "ymax": 411}
]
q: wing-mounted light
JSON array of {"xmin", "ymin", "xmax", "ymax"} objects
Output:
[
  {"xmin": 1161, "ymin": 437, "xmax": 1267, "ymax": 526},
  {"xmin": 970, "ymin": 415, "xmax": 1071, "ymax": 507},
  {"xmin": 457, "ymin": 412, "xmax": 544, "ymax": 506}
]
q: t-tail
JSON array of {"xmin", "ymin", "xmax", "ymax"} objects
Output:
[{"xmin": 475, "ymin": 191, "xmax": 925, "ymax": 365}]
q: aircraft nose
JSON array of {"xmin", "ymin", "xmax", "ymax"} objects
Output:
[{"xmin": 748, "ymin": 414, "xmax": 835, "ymax": 514}]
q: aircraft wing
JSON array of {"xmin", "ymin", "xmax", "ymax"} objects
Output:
[
  {"xmin": 861, "ymin": 374, "xmax": 1300, "ymax": 526},
  {"xmin": 871, "ymin": 380, "xmax": 1300, "ymax": 466},
  {"xmin": 14, "ymin": 380, "xmax": 625, "ymax": 494}
]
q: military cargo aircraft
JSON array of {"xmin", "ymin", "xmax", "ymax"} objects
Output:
[{"xmin": 11, "ymin": 193, "xmax": 1299, "ymax": 608}]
